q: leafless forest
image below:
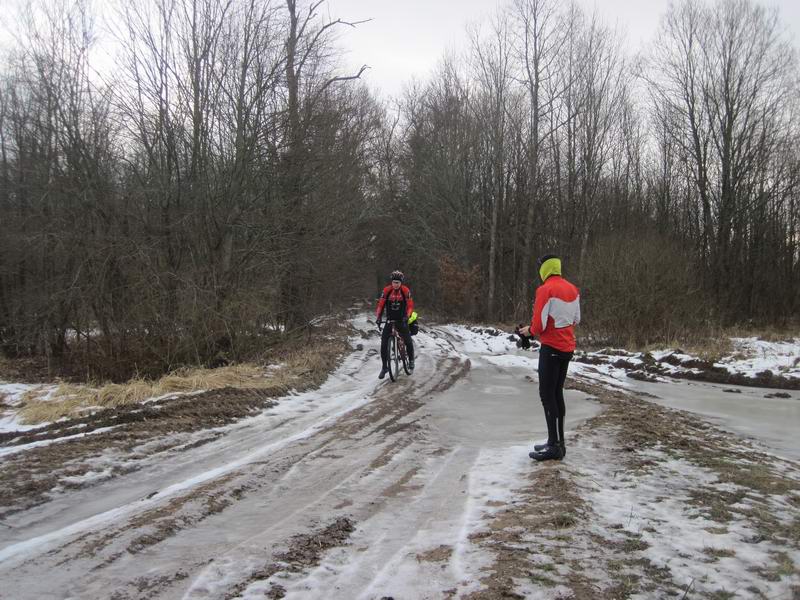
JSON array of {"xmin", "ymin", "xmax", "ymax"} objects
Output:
[{"xmin": 0, "ymin": 0, "xmax": 798, "ymax": 380}]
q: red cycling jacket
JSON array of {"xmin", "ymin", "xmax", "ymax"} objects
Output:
[
  {"xmin": 530, "ymin": 275, "xmax": 581, "ymax": 352},
  {"xmin": 376, "ymin": 285, "xmax": 414, "ymax": 321}
]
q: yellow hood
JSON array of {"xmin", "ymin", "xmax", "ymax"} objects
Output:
[{"xmin": 539, "ymin": 257, "xmax": 561, "ymax": 282}]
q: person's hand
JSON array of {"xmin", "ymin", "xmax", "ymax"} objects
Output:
[{"xmin": 514, "ymin": 324, "xmax": 531, "ymax": 349}]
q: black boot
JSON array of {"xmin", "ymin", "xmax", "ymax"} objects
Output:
[
  {"xmin": 408, "ymin": 358, "xmax": 415, "ymax": 371},
  {"xmin": 529, "ymin": 444, "xmax": 563, "ymax": 461},
  {"xmin": 379, "ymin": 367, "xmax": 388, "ymax": 379},
  {"xmin": 533, "ymin": 441, "xmax": 566, "ymax": 455}
]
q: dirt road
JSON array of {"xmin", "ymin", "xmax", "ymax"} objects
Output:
[
  {"xmin": 1, "ymin": 319, "xmax": 798, "ymax": 599},
  {"xmin": 0, "ymin": 321, "xmax": 594, "ymax": 599}
]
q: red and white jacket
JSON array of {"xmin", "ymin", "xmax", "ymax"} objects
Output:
[
  {"xmin": 530, "ymin": 275, "xmax": 580, "ymax": 353},
  {"xmin": 376, "ymin": 285, "xmax": 414, "ymax": 321}
]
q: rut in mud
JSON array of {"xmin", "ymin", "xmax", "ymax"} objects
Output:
[
  {"xmin": 0, "ymin": 323, "xmax": 480, "ymax": 599},
  {"xmin": 1, "ymin": 321, "xmax": 798, "ymax": 599},
  {"xmin": 0, "ymin": 388, "xmax": 279, "ymax": 518}
]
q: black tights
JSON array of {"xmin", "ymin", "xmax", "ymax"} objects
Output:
[
  {"xmin": 381, "ymin": 320, "xmax": 414, "ymax": 367},
  {"xmin": 538, "ymin": 344, "xmax": 573, "ymax": 446}
]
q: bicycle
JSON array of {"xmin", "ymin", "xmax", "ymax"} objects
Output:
[{"xmin": 378, "ymin": 319, "xmax": 412, "ymax": 382}]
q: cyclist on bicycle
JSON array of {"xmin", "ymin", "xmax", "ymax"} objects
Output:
[{"xmin": 376, "ymin": 270, "xmax": 415, "ymax": 378}]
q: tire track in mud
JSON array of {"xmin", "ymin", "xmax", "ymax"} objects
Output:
[
  {"xmin": 218, "ymin": 517, "xmax": 357, "ymax": 600},
  {"xmin": 0, "ymin": 388, "xmax": 280, "ymax": 518},
  {"xmin": 0, "ymin": 344, "xmax": 384, "ymax": 556},
  {"xmin": 0, "ymin": 331, "xmax": 359, "ymax": 520},
  {"xmin": 285, "ymin": 443, "xmax": 481, "ymax": 599},
  {"xmin": 39, "ymin": 432, "xmax": 361, "ymax": 569},
  {"xmin": 0, "ymin": 326, "xmax": 475, "ymax": 600},
  {"xmin": 214, "ymin": 348, "xmax": 479, "ymax": 598},
  {"xmin": 182, "ymin": 347, "xmax": 474, "ymax": 599}
]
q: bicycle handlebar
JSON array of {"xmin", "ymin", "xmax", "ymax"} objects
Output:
[{"xmin": 377, "ymin": 318, "xmax": 407, "ymax": 334}]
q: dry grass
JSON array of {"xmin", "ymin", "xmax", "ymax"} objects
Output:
[
  {"xmin": 629, "ymin": 323, "xmax": 799, "ymax": 362},
  {"xmin": 703, "ymin": 547, "xmax": 736, "ymax": 561},
  {"xmin": 17, "ymin": 340, "xmax": 344, "ymax": 426},
  {"xmin": 749, "ymin": 551, "xmax": 798, "ymax": 582},
  {"xmin": 694, "ymin": 324, "xmax": 799, "ymax": 353},
  {"xmin": 681, "ymin": 337, "xmax": 735, "ymax": 362},
  {"xmin": 731, "ymin": 325, "xmax": 800, "ymax": 343},
  {"xmin": 637, "ymin": 335, "xmax": 734, "ymax": 362},
  {"xmin": 4, "ymin": 319, "xmax": 353, "ymax": 427}
]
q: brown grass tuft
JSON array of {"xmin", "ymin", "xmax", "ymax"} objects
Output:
[
  {"xmin": 703, "ymin": 547, "xmax": 736, "ymax": 562},
  {"xmin": 16, "ymin": 339, "xmax": 345, "ymax": 426},
  {"xmin": 21, "ymin": 387, "xmax": 46, "ymax": 405},
  {"xmin": 681, "ymin": 337, "xmax": 735, "ymax": 362},
  {"xmin": 638, "ymin": 335, "xmax": 734, "ymax": 362},
  {"xmin": 630, "ymin": 324, "xmax": 799, "ymax": 362}
]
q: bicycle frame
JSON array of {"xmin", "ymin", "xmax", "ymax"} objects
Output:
[{"xmin": 380, "ymin": 319, "xmax": 411, "ymax": 381}]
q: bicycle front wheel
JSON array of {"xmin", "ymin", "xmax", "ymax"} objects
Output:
[{"xmin": 388, "ymin": 335, "xmax": 397, "ymax": 382}]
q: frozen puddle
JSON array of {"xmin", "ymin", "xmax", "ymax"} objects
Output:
[
  {"xmin": 627, "ymin": 377, "xmax": 800, "ymax": 460},
  {"xmin": 427, "ymin": 351, "xmax": 602, "ymax": 447}
]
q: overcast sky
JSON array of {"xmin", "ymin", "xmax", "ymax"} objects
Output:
[
  {"xmin": 324, "ymin": 0, "xmax": 800, "ymax": 98},
  {"xmin": 0, "ymin": 0, "xmax": 797, "ymax": 98}
]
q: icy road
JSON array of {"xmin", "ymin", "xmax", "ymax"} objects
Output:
[
  {"xmin": 1, "ymin": 317, "xmax": 798, "ymax": 599},
  {"xmin": 0, "ymin": 320, "xmax": 600, "ymax": 599}
]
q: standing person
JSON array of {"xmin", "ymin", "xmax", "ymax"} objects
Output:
[
  {"xmin": 376, "ymin": 270, "xmax": 415, "ymax": 379},
  {"xmin": 517, "ymin": 254, "xmax": 580, "ymax": 461}
]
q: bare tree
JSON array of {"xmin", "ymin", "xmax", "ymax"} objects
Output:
[
  {"xmin": 469, "ymin": 13, "xmax": 517, "ymax": 319},
  {"xmin": 279, "ymin": 0, "xmax": 369, "ymax": 328},
  {"xmin": 510, "ymin": 0, "xmax": 564, "ymax": 314},
  {"xmin": 0, "ymin": 0, "xmax": 118, "ymax": 369},
  {"xmin": 646, "ymin": 0, "xmax": 797, "ymax": 320}
]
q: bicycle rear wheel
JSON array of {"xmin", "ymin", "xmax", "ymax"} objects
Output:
[
  {"xmin": 399, "ymin": 339, "xmax": 411, "ymax": 375},
  {"xmin": 388, "ymin": 335, "xmax": 397, "ymax": 382}
]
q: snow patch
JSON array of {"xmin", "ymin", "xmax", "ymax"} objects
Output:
[
  {"xmin": 440, "ymin": 325, "xmax": 517, "ymax": 355},
  {"xmin": 579, "ymin": 337, "xmax": 800, "ymax": 384},
  {"xmin": 585, "ymin": 449, "xmax": 800, "ymax": 598},
  {"xmin": 0, "ymin": 426, "xmax": 118, "ymax": 458},
  {"xmin": 719, "ymin": 337, "xmax": 800, "ymax": 379},
  {"xmin": 61, "ymin": 468, "xmax": 114, "ymax": 486},
  {"xmin": 483, "ymin": 354, "xmax": 538, "ymax": 370}
]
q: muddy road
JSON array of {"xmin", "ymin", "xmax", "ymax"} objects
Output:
[
  {"xmin": 2, "ymin": 319, "xmax": 798, "ymax": 599},
  {"xmin": 0, "ymin": 321, "xmax": 599, "ymax": 599}
]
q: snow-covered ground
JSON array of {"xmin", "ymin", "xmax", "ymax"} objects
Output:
[
  {"xmin": 717, "ymin": 336, "xmax": 800, "ymax": 379},
  {"xmin": 563, "ymin": 338, "xmax": 800, "ymax": 460},
  {"xmin": 576, "ymin": 336, "xmax": 800, "ymax": 383},
  {"xmin": 0, "ymin": 319, "xmax": 798, "ymax": 598},
  {"xmin": 0, "ymin": 382, "xmax": 57, "ymax": 433},
  {"xmin": 573, "ymin": 439, "xmax": 800, "ymax": 598}
]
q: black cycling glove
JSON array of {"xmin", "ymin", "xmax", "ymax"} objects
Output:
[{"xmin": 514, "ymin": 324, "xmax": 532, "ymax": 349}]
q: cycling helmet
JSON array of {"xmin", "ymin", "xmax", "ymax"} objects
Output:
[
  {"xmin": 390, "ymin": 270, "xmax": 404, "ymax": 282},
  {"xmin": 536, "ymin": 253, "xmax": 559, "ymax": 268}
]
